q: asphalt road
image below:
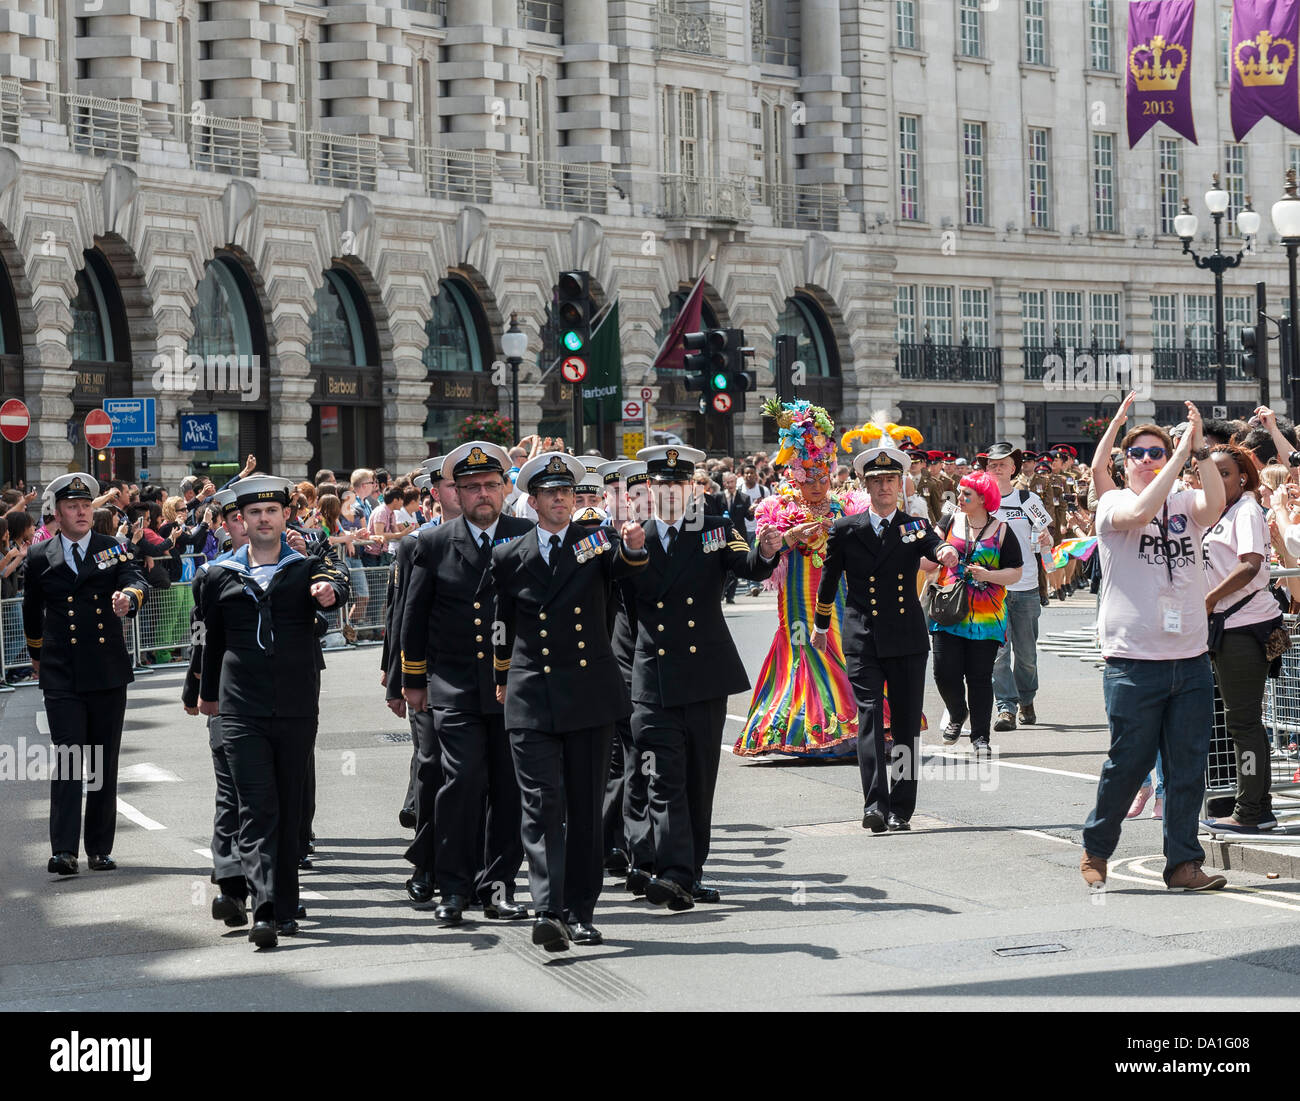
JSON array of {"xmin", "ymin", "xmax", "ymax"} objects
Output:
[{"xmin": 4, "ymin": 590, "xmax": 1300, "ymax": 1012}]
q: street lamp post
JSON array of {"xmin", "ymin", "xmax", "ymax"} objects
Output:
[
  {"xmin": 1271, "ymin": 170, "xmax": 1300, "ymax": 418},
  {"xmin": 501, "ymin": 311, "xmax": 527, "ymax": 442},
  {"xmin": 1175, "ymin": 174, "xmax": 1260, "ymax": 405}
]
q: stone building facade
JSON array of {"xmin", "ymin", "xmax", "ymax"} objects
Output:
[{"xmin": 0, "ymin": 0, "xmax": 1292, "ymax": 486}]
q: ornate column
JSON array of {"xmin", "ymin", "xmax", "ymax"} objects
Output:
[
  {"xmin": 558, "ymin": 0, "xmax": 618, "ymax": 166},
  {"xmin": 795, "ymin": 0, "xmax": 850, "ymax": 189}
]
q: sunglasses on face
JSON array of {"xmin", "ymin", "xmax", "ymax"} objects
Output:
[{"xmin": 1126, "ymin": 446, "xmax": 1167, "ymax": 461}]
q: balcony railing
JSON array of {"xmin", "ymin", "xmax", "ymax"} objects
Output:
[
  {"xmin": 420, "ymin": 146, "xmax": 495, "ymax": 203},
  {"xmin": 536, "ymin": 160, "xmax": 612, "ymax": 214},
  {"xmin": 755, "ymin": 180, "xmax": 842, "ymax": 230},
  {"xmin": 658, "ymin": 173, "xmax": 751, "ymax": 222},
  {"xmin": 402, "ymin": 0, "xmax": 447, "ymax": 14},
  {"xmin": 0, "ymin": 78, "xmax": 20, "ymax": 145},
  {"xmin": 66, "ymin": 93, "xmax": 141, "ymax": 161},
  {"xmin": 763, "ymin": 34, "xmax": 800, "ymax": 67},
  {"xmin": 1021, "ymin": 342, "xmax": 1128, "ymax": 381},
  {"xmin": 298, "ymin": 129, "xmax": 380, "ymax": 191},
  {"xmin": 518, "ymin": 0, "xmax": 564, "ymax": 35},
  {"xmin": 896, "ymin": 341, "xmax": 1002, "ymax": 383},
  {"xmin": 657, "ymin": 2, "xmax": 727, "ymax": 58},
  {"xmin": 1153, "ymin": 347, "xmax": 1250, "ymax": 382},
  {"xmin": 189, "ymin": 113, "xmax": 262, "ymax": 178}
]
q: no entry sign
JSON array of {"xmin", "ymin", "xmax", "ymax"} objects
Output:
[
  {"xmin": 560, "ymin": 357, "xmax": 588, "ymax": 383},
  {"xmin": 0, "ymin": 398, "xmax": 29, "ymax": 444},
  {"xmin": 84, "ymin": 409, "xmax": 113, "ymax": 449}
]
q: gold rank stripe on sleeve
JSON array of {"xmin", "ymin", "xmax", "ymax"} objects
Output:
[
  {"xmin": 400, "ymin": 653, "xmax": 427, "ymax": 675},
  {"xmin": 124, "ymin": 587, "xmax": 145, "ymax": 607},
  {"xmin": 618, "ymin": 544, "xmax": 649, "ymax": 566},
  {"xmin": 493, "ymin": 656, "xmax": 512, "ymax": 671},
  {"xmin": 25, "ymin": 635, "xmax": 41, "ymax": 649},
  {"xmin": 815, "ymin": 600, "xmax": 835, "ymax": 617}
]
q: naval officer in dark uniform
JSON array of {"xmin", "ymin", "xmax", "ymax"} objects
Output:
[
  {"xmin": 400, "ymin": 441, "xmax": 535, "ymax": 924},
  {"xmin": 197, "ymin": 475, "xmax": 350, "ymax": 948},
  {"xmin": 25, "ymin": 473, "xmax": 148, "ymax": 876},
  {"xmin": 490, "ymin": 452, "xmax": 649, "ymax": 950},
  {"xmin": 183, "ymin": 487, "xmax": 251, "ymax": 926},
  {"xmin": 812, "ymin": 446, "xmax": 959, "ymax": 832},
  {"xmin": 627, "ymin": 445, "xmax": 782, "ymax": 910}
]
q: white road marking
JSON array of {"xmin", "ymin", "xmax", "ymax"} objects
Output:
[
  {"xmin": 299, "ymin": 890, "xmax": 326, "ymax": 901},
  {"xmin": 1110, "ymin": 856, "xmax": 1300, "ymax": 912},
  {"xmin": 193, "ymin": 847, "xmax": 212, "ymax": 859},
  {"xmin": 36, "ymin": 711, "xmax": 48, "ymax": 737},
  {"xmin": 1015, "ymin": 828, "xmax": 1077, "ymax": 846},
  {"xmin": 923, "ymin": 747, "xmax": 1098, "ymax": 782},
  {"xmin": 115, "ymin": 798, "xmax": 165, "ymax": 831},
  {"xmin": 118, "ymin": 762, "xmax": 183, "ymax": 783}
]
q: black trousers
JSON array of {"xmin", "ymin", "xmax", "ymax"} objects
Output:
[
  {"xmin": 403, "ymin": 705, "xmax": 444, "ymax": 874},
  {"xmin": 401, "ymin": 732, "xmax": 419, "ymax": 822},
  {"xmin": 630, "ymin": 696, "xmax": 726, "ymax": 889},
  {"xmin": 930, "ymin": 631, "xmax": 1001, "ymax": 741},
  {"xmin": 207, "ymin": 715, "xmax": 246, "ymax": 895},
  {"xmin": 298, "ymin": 729, "xmax": 317, "ymax": 860},
  {"xmin": 433, "ymin": 707, "xmax": 522, "ymax": 902},
  {"xmin": 845, "ymin": 638, "xmax": 929, "ymax": 820},
  {"xmin": 222, "ymin": 715, "xmax": 314, "ymax": 922},
  {"xmin": 509, "ymin": 724, "xmax": 612, "ymax": 923},
  {"xmin": 604, "ymin": 709, "xmax": 653, "ymax": 869},
  {"xmin": 45, "ymin": 687, "xmax": 127, "ymax": 857}
]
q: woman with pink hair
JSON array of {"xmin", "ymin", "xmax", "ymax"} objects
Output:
[{"xmin": 920, "ymin": 470, "xmax": 1025, "ymax": 753}]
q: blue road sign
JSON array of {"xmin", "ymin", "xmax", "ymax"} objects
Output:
[
  {"xmin": 180, "ymin": 414, "xmax": 219, "ymax": 451},
  {"xmin": 102, "ymin": 398, "xmax": 156, "ymax": 448}
]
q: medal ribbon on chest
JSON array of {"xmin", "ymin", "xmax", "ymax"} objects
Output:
[
  {"xmin": 575, "ymin": 529, "xmax": 611, "ymax": 563},
  {"xmin": 702, "ymin": 526, "xmax": 726, "ymax": 553}
]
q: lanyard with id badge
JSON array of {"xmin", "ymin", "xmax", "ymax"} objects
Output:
[{"xmin": 1155, "ymin": 501, "xmax": 1181, "ymax": 634}]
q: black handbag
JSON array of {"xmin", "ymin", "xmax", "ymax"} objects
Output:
[
  {"xmin": 924, "ymin": 515, "xmax": 993, "ymax": 627},
  {"xmin": 1206, "ymin": 592, "xmax": 1257, "ymax": 656}
]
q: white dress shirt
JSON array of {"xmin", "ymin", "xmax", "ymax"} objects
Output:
[
  {"xmin": 61, "ymin": 531, "xmax": 92, "ymax": 570},
  {"xmin": 537, "ymin": 524, "xmax": 569, "ymax": 565},
  {"xmin": 867, "ymin": 508, "xmax": 899, "ymax": 537},
  {"xmin": 464, "ymin": 517, "xmax": 500, "ymax": 551}
]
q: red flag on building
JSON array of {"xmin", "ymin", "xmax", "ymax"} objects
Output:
[{"xmin": 651, "ymin": 266, "xmax": 708, "ymax": 372}]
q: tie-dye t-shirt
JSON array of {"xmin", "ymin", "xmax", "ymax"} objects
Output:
[{"xmin": 928, "ymin": 516, "xmax": 1022, "ymax": 643}]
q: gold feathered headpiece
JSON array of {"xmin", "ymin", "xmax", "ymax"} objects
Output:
[{"xmin": 839, "ymin": 420, "xmax": 923, "ymax": 453}]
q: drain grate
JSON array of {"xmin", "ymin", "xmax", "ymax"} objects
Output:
[{"xmin": 993, "ymin": 943, "xmax": 1069, "ymax": 958}]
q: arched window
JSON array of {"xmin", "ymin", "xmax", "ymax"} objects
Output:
[
  {"xmin": 309, "ymin": 268, "xmax": 376, "ymax": 368},
  {"xmin": 190, "ymin": 257, "xmax": 255, "ymax": 359},
  {"xmin": 0, "ymin": 255, "xmax": 19, "ymax": 357},
  {"xmin": 423, "ymin": 278, "xmax": 483, "ymax": 373},
  {"xmin": 70, "ymin": 248, "xmax": 133, "ymax": 479},
  {"xmin": 775, "ymin": 294, "xmax": 838, "ymax": 378},
  {"xmin": 69, "ymin": 267, "xmax": 111, "ymax": 363}
]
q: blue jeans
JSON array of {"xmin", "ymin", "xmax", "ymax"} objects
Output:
[
  {"xmin": 1137, "ymin": 751, "xmax": 1165, "ymax": 797},
  {"xmin": 992, "ymin": 588, "xmax": 1040, "ymax": 711},
  {"xmin": 1083, "ymin": 655, "xmax": 1212, "ymax": 881}
]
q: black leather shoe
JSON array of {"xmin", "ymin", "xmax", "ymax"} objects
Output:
[
  {"xmin": 296, "ymin": 905, "xmax": 307, "ymax": 919},
  {"xmin": 604, "ymin": 848, "xmax": 630, "ymax": 877},
  {"xmin": 482, "ymin": 898, "xmax": 529, "ymax": 920},
  {"xmin": 211, "ymin": 894, "xmax": 249, "ymax": 926},
  {"xmin": 435, "ymin": 893, "xmax": 467, "ymax": 924},
  {"xmin": 306, "ymin": 833, "xmax": 316, "ymax": 854},
  {"xmin": 406, "ymin": 873, "xmax": 436, "ymax": 906},
  {"xmin": 87, "ymin": 854, "xmax": 116, "ymax": 871},
  {"xmin": 644, "ymin": 876, "xmax": 695, "ymax": 911},
  {"xmin": 625, "ymin": 867, "xmax": 651, "ymax": 896},
  {"xmin": 277, "ymin": 920, "xmax": 300, "ymax": 937},
  {"xmin": 569, "ymin": 921, "xmax": 603, "ymax": 945},
  {"xmin": 398, "ymin": 809, "xmax": 416, "ymax": 829},
  {"xmin": 48, "ymin": 852, "xmax": 78, "ymax": 876},
  {"xmin": 298, "ymin": 856, "xmax": 313, "ymax": 870},
  {"xmin": 531, "ymin": 914, "xmax": 571, "ymax": 952},
  {"xmin": 248, "ymin": 920, "xmax": 278, "ymax": 949},
  {"xmin": 692, "ymin": 882, "xmax": 721, "ymax": 903},
  {"xmin": 886, "ymin": 813, "xmax": 911, "ymax": 832},
  {"xmin": 862, "ymin": 810, "xmax": 887, "ymax": 834}
]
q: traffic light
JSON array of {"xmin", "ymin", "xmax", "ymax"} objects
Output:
[
  {"xmin": 555, "ymin": 270, "xmax": 593, "ymax": 377},
  {"xmin": 683, "ymin": 329, "xmax": 728, "ymax": 393},
  {"xmin": 1241, "ymin": 318, "xmax": 1267, "ymax": 379}
]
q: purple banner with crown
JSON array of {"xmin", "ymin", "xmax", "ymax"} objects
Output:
[
  {"xmin": 1231, "ymin": 0, "xmax": 1300, "ymax": 140},
  {"xmin": 1126, "ymin": 0, "xmax": 1196, "ymax": 148}
]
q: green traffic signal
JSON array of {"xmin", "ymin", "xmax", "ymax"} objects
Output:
[
  {"xmin": 564, "ymin": 330, "xmax": 584, "ymax": 351},
  {"xmin": 711, "ymin": 371, "xmax": 728, "ymax": 392}
]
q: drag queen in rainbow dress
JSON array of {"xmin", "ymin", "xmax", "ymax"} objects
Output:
[{"xmin": 734, "ymin": 403, "xmax": 925, "ymax": 759}]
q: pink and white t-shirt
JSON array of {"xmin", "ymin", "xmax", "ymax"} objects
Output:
[
  {"xmin": 1095, "ymin": 487, "xmax": 1209, "ymax": 661},
  {"xmin": 1203, "ymin": 494, "xmax": 1279, "ymax": 628}
]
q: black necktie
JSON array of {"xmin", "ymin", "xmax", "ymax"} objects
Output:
[
  {"xmin": 479, "ymin": 531, "xmax": 492, "ymax": 559},
  {"xmin": 72, "ymin": 543, "xmax": 84, "ymax": 571},
  {"xmin": 878, "ymin": 517, "xmax": 890, "ymax": 538},
  {"xmin": 666, "ymin": 525, "xmax": 678, "ymax": 552},
  {"xmin": 548, "ymin": 534, "xmax": 561, "ymax": 570}
]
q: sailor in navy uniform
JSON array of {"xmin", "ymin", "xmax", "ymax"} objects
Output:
[
  {"xmin": 196, "ymin": 475, "xmax": 350, "ymax": 948},
  {"xmin": 383, "ymin": 460, "xmax": 441, "ymax": 835},
  {"xmin": 573, "ymin": 455, "xmax": 606, "ymax": 512},
  {"xmin": 812, "ymin": 447, "xmax": 959, "ymax": 832},
  {"xmin": 490, "ymin": 452, "xmax": 649, "ymax": 950},
  {"xmin": 24, "ymin": 473, "xmax": 148, "ymax": 877},
  {"xmin": 627, "ymin": 445, "xmax": 783, "ymax": 910},
  {"xmin": 183, "ymin": 488, "xmax": 251, "ymax": 926},
  {"xmin": 400, "ymin": 441, "xmax": 535, "ymax": 924}
]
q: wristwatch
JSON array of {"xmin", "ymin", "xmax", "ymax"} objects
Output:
[
  {"xmin": 1289, "ymin": 450, "xmax": 1300, "ymax": 469},
  {"xmin": 1191, "ymin": 445, "xmax": 1211, "ymax": 461}
]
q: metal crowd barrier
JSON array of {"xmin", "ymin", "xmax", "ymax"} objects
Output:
[{"xmin": 0, "ymin": 563, "xmax": 395, "ymax": 683}]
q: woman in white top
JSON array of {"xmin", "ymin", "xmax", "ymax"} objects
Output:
[{"xmin": 1200, "ymin": 445, "xmax": 1284, "ymax": 832}]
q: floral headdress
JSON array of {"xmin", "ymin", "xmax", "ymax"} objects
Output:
[
  {"xmin": 838, "ymin": 413, "xmax": 923, "ymax": 455},
  {"xmin": 762, "ymin": 397, "xmax": 836, "ymax": 485}
]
